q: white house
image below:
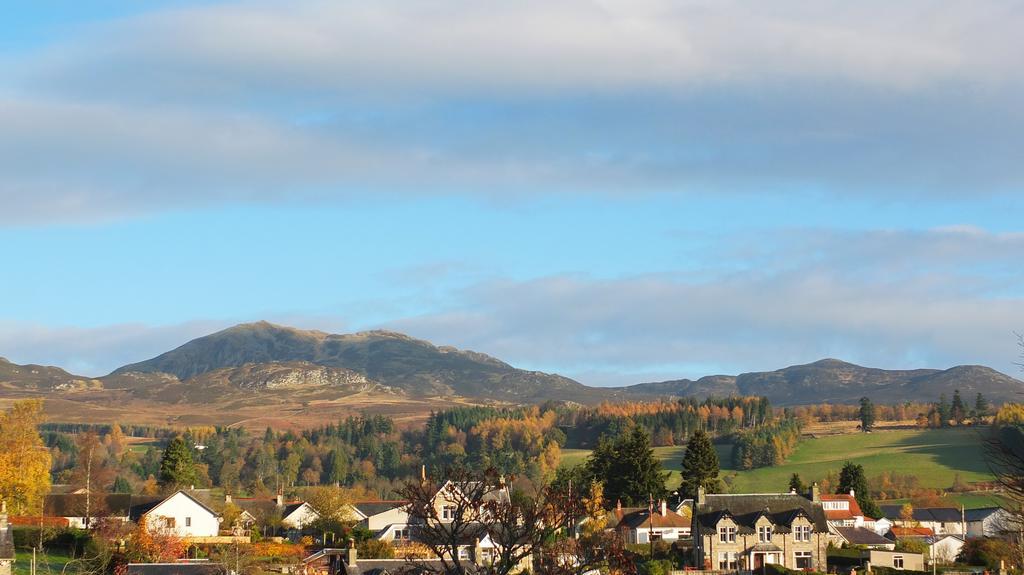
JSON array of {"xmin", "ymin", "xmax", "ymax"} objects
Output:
[
  {"xmin": 140, "ymin": 491, "xmax": 220, "ymax": 538},
  {"xmin": 965, "ymin": 507, "xmax": 1016, "ymax": 538},
  {"xmin": 344, "ymin": 501, "xmax": 411, "ymax": 544},
  {"xmin": 926, "ymin": 535, "xmax": 965, "ymax": 565},
  {"xmin": 231, "ymin": 494, "xmax": 320, "ymax": 530},
  {"xmin": 881, "ymin": 506, "xmax": 965, "ymax": 536},
  {"xmin": 618, "ymin": 500, "xmax": 691, "ymax": 544}
]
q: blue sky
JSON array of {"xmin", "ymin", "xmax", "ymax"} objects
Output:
[{"xmin": 2, "ymin": 1, "xmax": 1023, "ymax": 384}]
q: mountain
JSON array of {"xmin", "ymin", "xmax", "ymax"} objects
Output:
[
  {"xmin": 0, "ymin": 357, "xmax": 101, "ymax": 391},
  {"xmin": 111, "ymin": 321, "xmax": 589, "ymax": 401},
  {"xmin": 623, "ymin": 358, "xmax": 1024, "ymax": 405}
]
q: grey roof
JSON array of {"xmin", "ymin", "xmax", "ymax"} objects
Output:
[
  {"xmin": 694, "ymin": 493, "xmax": 828, "ymax": 535},
  {"xmin": 835, "ymin": 526, "xmax": 895, "ymax": 547},
  {"xmin": 126, "ymin": 563, "xmax": 225, "ymax": 575},
  {"xmin": 964, "ymin": 507, "xmax": 1004, "ymax": 522},
  {"xmin": 879, "ymin": 506, "xmax": 961, "ymax": 523},
  {"xmin": 44, "ymin": 494, "xmax": 164, "ymax": 519},
  {"xmin": 353, "ymin": 501, "xmax": 408, "ymax": 518}
]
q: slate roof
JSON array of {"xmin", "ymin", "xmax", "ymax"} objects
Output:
[
  {"xmin": 694, "ymin": 493, "xmax": 828, "ymax": 535},
  {"xmin": 879, "ymin": 506, "xmax": 961, "ymax": 523},
  {"xmin": 126, "ymin": 562, "xmax": 225, "ymax": 575},
  {"xmin": 619, "ymin": 509, "xmax": 692, "ymax": 529},
  {"xmin": 834, "ymin": 526, "xmax": 894, "ymax": 547},
  {"xmin": 352, "ymin": 501, "xmax": 408, "ymax": 518},
  {"xmin": 44, "ymin": 494, "xmax": 164, "ymax": 519},
  {"xmin": 964, "ymin": 507, "xmax": 1003, "ymax": 522}
]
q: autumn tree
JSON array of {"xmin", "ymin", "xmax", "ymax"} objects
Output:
[
  {"xmin": 0, "ymin": 399, "xmax": 52, "ymax": 514},
  {"xmin": 678, "ymin": 429, "xmax": 722, "ymax": 501},
  {"xmin": 70, "ymin": 430, "xmax": 116, "ymax": 527}
]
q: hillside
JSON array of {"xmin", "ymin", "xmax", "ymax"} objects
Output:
[
  {"xmin": 622, "ymin": 358, "xmax": 1024, "ymax": 405},
  {"xmin": 0, "ymin": 357, "xmax": 101, "ymax": 391},
  {"xmin": 111, "ymin": 321, "xmax": 590, "ymax": 401}
]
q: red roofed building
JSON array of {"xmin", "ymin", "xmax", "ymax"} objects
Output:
[
  {"xmin": 889, "ymin": 526, "xmax": 935, "ymax": 539},
  {"xmin": 820, "ymin": 491, "xmax": 892, "ymax": 536}
]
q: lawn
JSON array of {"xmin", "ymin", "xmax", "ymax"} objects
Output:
[
  {"xmin": 560, "ymin": 428, "xmax": 997, "ymax": 506},
  {"xmin": 14, "ymin": 549, "xmax": 77, "ymax": 575}
]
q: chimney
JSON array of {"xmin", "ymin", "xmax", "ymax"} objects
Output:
[
  {"xmin": 346, "ymin": 538, "xmax": 358, "ymax": 567},
  {"xmin": 697, "ymin": 485, "xmax": 706, "ymax": 506},
  {"xmin": 616, "ymin": 499, "xmax": 622, "ymax": 512},
  {"xmin": 189, "ymin": 484, "xmax": 195, "ymax": 491},
  {"xmin": 790, "ymin": 488, "xmax": 797, "ymax": 494},
  {"xmin": 224, "ymin": 494, "xmax": 232, "ymax": 505},
  {"xmin": 849, "ymin": 489, "xmax": 856, "ymax": 497},
  {"xmin": 276, "ymin": 492, "xmax": 285, "ymax": 507},
  {"xmin": 660, "ymin": 500, "xmax": 667, "ymax": 517},
  {"xmin": 421, "ymin": 465, "xmax": 427, "ymax": 482},
  {"xmin": 810, "ymin": 482, "xmax": 820, "ymax": 502}
]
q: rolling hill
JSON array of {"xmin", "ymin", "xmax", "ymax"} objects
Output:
[{"xmin": 623, "ymin": 358, "xmax": 1024, "ymax": 405}]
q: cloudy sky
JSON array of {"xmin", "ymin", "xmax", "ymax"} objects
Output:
[{"xmin": 2, "ymin": 0, "xmax": 1023, "ymax": 384}]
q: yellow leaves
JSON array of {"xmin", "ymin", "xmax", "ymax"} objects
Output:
[
  {"xmin": 0, "ymin": 399, "xmax": 51, "ymax": 514},
  {"xmin": 994, "ymin": 403, "xmax": 1024, "ymax": 426}
]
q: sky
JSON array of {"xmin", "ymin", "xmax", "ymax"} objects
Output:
[{"xmin": 1, "ymin": 0, "xmax": 1023, "ymax": 385}]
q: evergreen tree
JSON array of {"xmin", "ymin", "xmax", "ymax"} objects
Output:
[
  {"xmin": 158, "ymin": 437, "xmax": 197, "ymax": 490},
  {"xmin": 951, "ymin": 390, "xmax": 966, "ymax": 425},
  {"xmin": 937, "ymin": 394, "xmax": 951, "ymax": 427},
  {"xmin": 788, "ymin": 473, "xmax": 806, "ymax": 494},
  {"xmin": 859, "ymin": 397, "xmax": 876, "ymax": 432},
  {"xmin": 975, "ymin": 393, "xmax": 989, "ymax": 418},
  {"xmin": 678, "ymin": 429, "xmax": 722, "ymax": 500},
  {"xmin": 837, "ymin": 461, "xmax": 880, "ymax": 518},
  {"xmin": 585, "ymin": 426, "xmax": 668, "ymax": 505},
  {"xmin": 112, "ymin": 475, "xmax": 133, "ymax": 494}
]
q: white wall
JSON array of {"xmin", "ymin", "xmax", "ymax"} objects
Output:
[
  {"xmin": 365, "ymin": 506, "xmax": 411, "ymax": 532},
  {"xmin": 142, "ymin": 492, "xmax": 219, "ymax": 538},
  {"xmin": 282, "ymin": 503, "xmax": 319, "ymax": 529}
]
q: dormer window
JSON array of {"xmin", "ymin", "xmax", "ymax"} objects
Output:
[
  {"xmin": 718, "ymin": 526, "xmax": 736, "ymax": 543},
  {"xmin": 758, "ymin": 525, "xmax": 772, "ymax": 542}
]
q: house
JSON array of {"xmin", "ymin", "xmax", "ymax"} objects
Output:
[
  {"xmin": 692, "ymin": 485, "xmax": 829, "ymax": 571},
  {"xmin": 431, "ymin": 480, "xmax": 511, "ymax": 523},
  {"xmin": 344, "ymin": 500, "xmax": 411, "ymax": 543},
  {"xmin": 307, "ymin": 544, "xmax": 452, "ymax": 575},
  {"xmin": 821, "ymin": 492, "xmax": 868, "ymax": 528},
  {"xmin": 965, "ymin": 507, "xmax": 1016, "ymax": 538},
  {"xmin": 1, "ymin": 502, "xmax": 14, "ymax": 575},
  {"xmin": 229, "ymin": 494, "xmax": 320, "ymax": 530},
  {"xmin": 617, "ymin": 500, "xmax": 691, "ymax": 544},
  {"xmin": 43, "ymin": 493, "xmax": 164, "ymax": 528},
  {"xmin": 832, "ymin": 526, "xmax": 896, "ymax": 550},
  {"xmin": 864, "ymin": 550, "xmax": 925, "ymax": 571},
  {"xmin": 925, "ymin": 534, "xmax": 964, "ymax": 565},
  {"xmin": 880, "ymin": 505, "xmax": 965, "ymax": 535},
  {"xmin": 139, "ymin": 491, "xmax": 221, "ymax": 538}
]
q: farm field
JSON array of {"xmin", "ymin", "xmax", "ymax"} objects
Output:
[{"xmin": 560, "ymin": 428, "xmax": 998, "ymax": 505}]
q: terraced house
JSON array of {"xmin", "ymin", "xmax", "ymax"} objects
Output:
[{"xmin": 693, "ymin": 486, "xmax": 829, "ymax": 571}]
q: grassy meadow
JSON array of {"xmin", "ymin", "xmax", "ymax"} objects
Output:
[{"xmin": 560, "ymin": 427, "xmax": 1000, "ymax": 506}]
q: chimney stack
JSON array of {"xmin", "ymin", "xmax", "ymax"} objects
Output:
[
  {"xmin": 225, "ymin": 494, "xmax": 232, "ymax": 504},
  {"xmin": 697, "ymin": 485, "xmax": 707, "ymax": 506},
  {"xmin": 849, "ymin": 489, "xmax": 855, "ymax": 497},
  {"xmin": 810, "ymin": 482, "xmax": 820, "ymax": 502},
  {"xmin": 660, "ymin": 500, "xmax": 667, "ymax": 517},
  {"xmin": 616, "ymin": 499, "xmax": 622, "ymax": 512},
  {"xmin": 421, "ymin": 465, "xmax": 427, "ymax": 482},
  {"xmin": 276, "ymin": 492, "xmax": 285, "ymax": 507},
  {"xmin": 346, "ymin": 538, "xmax": 358, "ymax": 567}
]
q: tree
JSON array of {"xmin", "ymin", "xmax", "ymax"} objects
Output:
[
  {"xmin": 158, "ymin": 437, "xmax": 197, "ymax": 490},
  {"xmin": 974, "ymin": 393, "xmax": 990, "ymax": 422},
  {"xmin": 837, "ymin": 461, "xmax": 880, "ymax": 518},
  {"xmin": 678, "ymin": 429, "xmax": 721, "ymax": 501},
  {"xmin": 788, "ymin": 473, "xmax": 806, "ymax": 494},
  {"xmin": 951, "ymin": 389, "xmax": 966, "ymax": 425},
  {"xmin": 937, "ymin": 394, "xmax": 951, "ymax": 427},
  {"xmin": 112, "ymin": 476, "xmax": 133, "ymax": 494},
  {"xmin": 585, "ymin": 426, "xmax": 668, "ymax": 505},
  {"xmin": 859, "ymin": 397, "xmax": 876, "ymax": 432},
  {"xmin": 0, "ymin": 399, "xmax": 52, "ymax": 514},
  {"xmin": 70, "ymin": 430, "xmax": 115, "ymax": 527},
  {"xmin": 899, "ymin": 503, "xmax": 916, "ymax": 526}
]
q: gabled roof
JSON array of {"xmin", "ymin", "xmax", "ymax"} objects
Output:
[
  {"xmin": 694, "ymin": 493, "xmax": 828, "ymax": 535},
  {"xmin": 619, "ymin": 509, "xmax": 691, "ymax": 530},
  {"xmin": 964, "ymin": 507, "xmax": 1005, "ymax": 522},
  {"xmin": 352, "ymin": 501, "xmax": 408, "ymax": 518},
  {"xmin": 834, "ymin": 526, "xmax": 894, "ymax": 547},
  {"xmin": 821, "ymin": 494, "xmax": 865, "ymax": 521},
  {"xmin": 144, "ymin": 491, "xmax": 220, "ymax": 519}
]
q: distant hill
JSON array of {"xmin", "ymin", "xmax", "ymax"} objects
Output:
[
  {"xmin": 110, "ymin": 321, "xmax": 589, "ymax": 401},
  {"xmin": 622, "ymin": 358, "xmax": 1024, "ymax": 405},
  {"xmin": 0, "ymin": 357, "xmax": 101, "ymax": 391}
]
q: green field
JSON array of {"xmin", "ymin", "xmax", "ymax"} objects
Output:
[
  {"xmin": 14, "ymin": 549, "xmax": 77, "ymax": 575},
  {"xmin": 560, "ymin": 428, "xmax": 998, "ymax": 505}
]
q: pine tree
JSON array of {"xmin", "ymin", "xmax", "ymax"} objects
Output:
[
  {"xmin": 859, "ymin": 397, "xmax": 876, "ymax": 432},
  {"xmin": 937, "ymin": 394, "xmax": 951, "ymax": 427},
  {"xmin": 951, "ymin": 390, "xmax": 966, "ymax": 425},
  {"xmin": 678, "ymin": 429, "xmax": 722, "ymax": 500},
  {"xmin": 158, "ymin": 437, "xmax": 197, "ymax": 490},
  {"xmin": 837, "ymin": 461, "xmax": 880, "ymax": 518},
  {"xmin": 788, "ymin": 473, "xmax": 806, "ymax": 494},
  {"xmin": 974, "ymin": 393, "xmax": 989, "ymax": 420},
  {"xmin": 112, "ymin": 475, "xmax": 133, "ymax": 494},
  {"xmin": 585, "ymin": 426, "xmax": 668, "ymax": 505}
]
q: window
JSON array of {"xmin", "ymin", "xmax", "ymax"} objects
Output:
[
  {"xmin": 442, "ymin": 505, "xmax": 457, "ymax": 521},
  {"xmin": 893, "ymin": 556, "xmax": 904, "ymax": 570},
  {"xmin": 185, "ymin": 517, "xmax": 191, "ymax": 527},
  {"xmin": 795, "ymin": 551, "xmax": 813, "ymax": 569},
  {"xmin": 394, "ymin": 528, "xmax": 410, "ymax": 541},
  {"xmin": 719, "ymin": 526, "xmax": 737, "ymax": 543},
  {"xmin": 718, "ymin": 552, "xmax": 739, "ymax": 570},
  {"xmin": 795, "ymin": 525, "xmax": 812, "ymax": 542},
  {"xmin": 458, "ymin": 547, "xmax": 470, "ymax": 560},
  {"xmin": 650, "ymin": 531, "xmax": 663, "ymax": 542},
  {"xmin": 758, "ymin": 525, "xmax": 773, "ymax": 542}
]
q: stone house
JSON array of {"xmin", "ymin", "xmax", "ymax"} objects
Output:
[{"xmin": 692, "ymin": 485, "xmax": 829, "ymax": 571}]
